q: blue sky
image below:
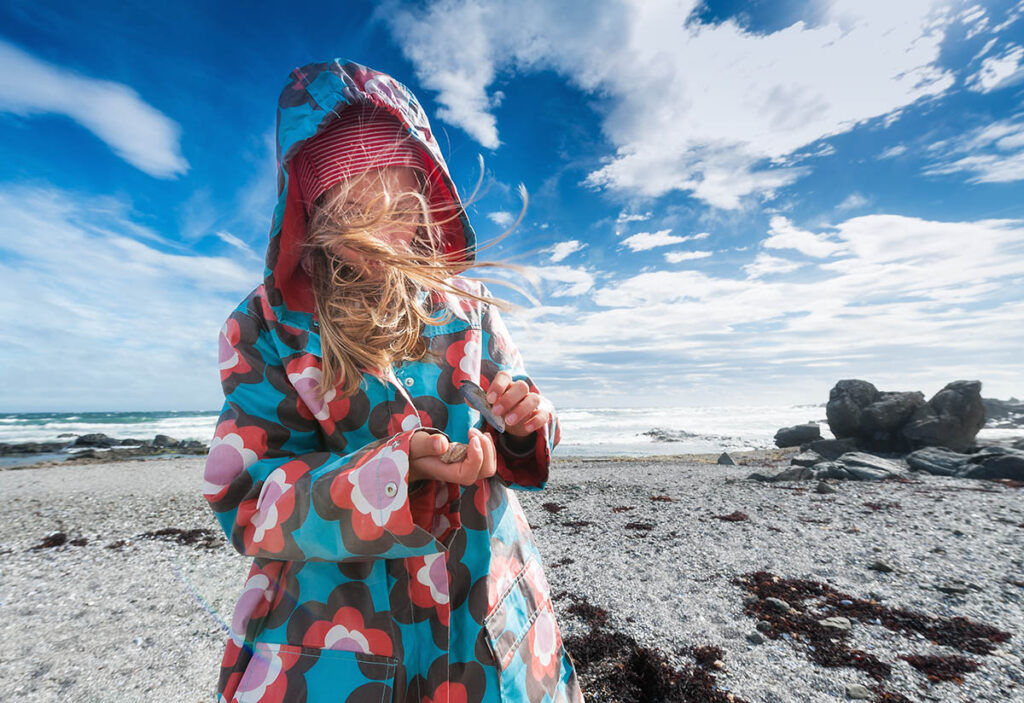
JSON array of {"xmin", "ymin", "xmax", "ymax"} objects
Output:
[{"xmin": 1, "ymin": 0, "xmax": 1022, "ymax": 412}]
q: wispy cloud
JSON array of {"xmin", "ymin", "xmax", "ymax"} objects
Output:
[
  {"xmin": 621, "ymin": 229, "xmax": 689, "ymax": 251},
  {"xmin": 384, "ymin": 0, "xmax": 955, "ymax": 208},
  {"xmin": 0, "ymin": 183, "xmax": 257, "ymax": 411},
  {"xmin": 763, "ymin": 216, "xmax": 846, "ymax": 257},
  {"xmin": 487, "ymin": 210, "xmax": 514, "ymax": 227},
  {"xmin": 966, "ymin": 44, "xmax": 1024, "ymax": 92},
  {"xmin": 925, "ymin": 116, "xmax": 1024, "ymax": 183},
  {"xmin": 664, "ymin": 250, "xmax": 713, "ymax": 263},
  {"xmin": 548, "ymin": 239, "xmax": 586, "ymax": 262},
  {"xmin": 0, "ymin": 40, "xmax": 188, "ymax": 178}
]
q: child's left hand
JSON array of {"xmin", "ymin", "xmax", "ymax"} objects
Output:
[{"xmin": 486, "ymin": 371, "xmax": 552, "ymax": 438}]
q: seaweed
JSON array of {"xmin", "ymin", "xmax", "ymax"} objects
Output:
[
  {"xmin": 138, "ymin": 527, "xmax": 221, "ymax": 550},
  {"xmin": 713, "ymin": 511, "xmax": 749, "ymax": 522}
]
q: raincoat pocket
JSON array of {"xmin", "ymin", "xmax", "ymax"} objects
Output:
[
  {"xmin": 484, "ymin": 558, "xmax": 574, "ymax": 702},
  {"xmin": 231, "ymin": 641, "xmax": 399, "ymax": 703}
]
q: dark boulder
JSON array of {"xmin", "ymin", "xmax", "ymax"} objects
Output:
[
  {"xmin": 902, "ymin": 380, "xmax": 986, "ymax": 452},
  {"xmin": 905, "ymin": 447, "xmax": 969, "ymax": 476},
  {"xmin": 774, "ymin": 422, "xmax": 821, "ymax": 448},
  {"xmin": 956, "ymin": 446, "xmax": 1024, "ymax": 480},
  {"xmin": 790, "ymin": 451, "xmax": 823, "ymax": 467},
  {"xmin": 73, "ymin": 433, "xmax": 119, "ymax": 448},
  {"xmin": 152, "ymin": 434, "xmax": 179, "ymax": 448},
  {"xmin": 982, "ymin": 397, "xmax": 1024, "ymax": 428},
  {"xmin": 826, "ymin": 380, "xmax": 878, "ymax": 439},
  {"xmin": 805, "ymin": 438, "xmax": 861, "ymax": 460}
]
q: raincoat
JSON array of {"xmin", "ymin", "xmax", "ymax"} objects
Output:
[{"xmin": 203, "ymin": 59, "xmax": 584, "ymax": 703}]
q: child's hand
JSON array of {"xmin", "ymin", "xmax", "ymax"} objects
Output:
[
  {"xmin": 408, "ymin": 427, "xmax": 496, "ymax": 486},
  {"xmin": 486, "ymin": 371, "xmax": 551, "ymax": 438}
]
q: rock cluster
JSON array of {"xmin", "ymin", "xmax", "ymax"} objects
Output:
[
  {"xmin": 0, "ymin": 433, "xmax": 207, "ymax": 462},
  {"xmin": 758, "ymin": 379, "xmax": 1024, "ymax": 484}
]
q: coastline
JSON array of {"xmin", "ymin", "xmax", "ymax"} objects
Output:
[{"xmin": 1, "ymin": 454, "xmax": 1020, "ymax": 702}]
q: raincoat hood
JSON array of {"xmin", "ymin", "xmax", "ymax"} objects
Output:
[{"xmin": 266, "ymin": 59, "xmax": 477, "ymax": 317}]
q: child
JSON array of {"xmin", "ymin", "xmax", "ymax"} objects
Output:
[{"xmin": 203, "ymin": 59, "xmax": 584, "ymax": 703}]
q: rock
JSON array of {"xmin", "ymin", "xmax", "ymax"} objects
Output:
[
  {"xmin": 746, "ymin": 632, "xmax": 765, "ymax": 644},
  {"xmin": 817, "ymin": 616, "xmax": 852, "ymax": 631},
  {"xmin": 774, "ymin": 422, "xmax": 821, "ymax": 448},
  {"xmin": 861, "ymin": 391, "xmax": 928, "ymax": 451},
  {"xmin": 957, "ymin": 448, "xmax": 1024, "ymax": 480},
  {"xmin": 935, "ymin": 580, "xmax": 973, "ymax": 595},
  {"xmin": 773, "ymin": 466, "xmax": 815, "ymax": 481},
  {"xmin": 118, "ymin": 438, "xmax": 145, "ymax": 446},
  {"xmin": 812, "ymin": 462, "xmax": 853, "ymax": 480},
  {"xmin": 641, "ymin": 428, "xmax": 696, "ymax": 442},
  {"xmin": 746, "ymin": 472, "xmax": 775, "ymax": 482},
  {"xmin": 790, "ymin": 451, "xmax": 823, "ymax": 467},
  {"xmin": 805, "ymin": 438, "xmax": 860, "ymax": 460},
  {"xmin": 868, "ymin": 560, "xmax": 894, "ymax": 573},
  {"xmin": 845, "ymin": 683, "xmax": 871, "ymax": 699},
  {"xmin": 73, "ymin": 433, "xmax": 118, "ymax": 448},
  {"xmin": 982, "ymin": 396, "xmax": 1024, "ymax": 428},
  {"xmin": 0, "ymin": 441, "xmax": 69, "ymax": 456},
  {"xmin": 152, "ymin": 434, "xmax": 179, "ymax": 448},
  {"xmin": 755, "ymin": 620, "xmax": 772, "ymax": 632},
  {"xmin": 906, "ymin": 446, "xmax": 970, "ymax": 476},
  {"xmin": 764, "ymin": 597, "xmax": 791, "ymax": 613},
  {"xmin": 835, "ymin": 452, "xmax": 901, "ymax": 480},
  {"xmin": 827, "ymin": 380, "xmax": 879, "ymax": 439},
  {"xmin": 717, "ymin": 452, "xmax": 736, "ymax": 465},
  {"xmin": 814, "ymin": 481, "xmax": 838, "ymax": 494},
  {"xmin": 902, "ymin": 380, "xmax": 986, "ymax": 452}
]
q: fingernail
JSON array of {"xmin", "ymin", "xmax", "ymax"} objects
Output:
[
  {"xmin": 492, "ymin": 405, "xmax": 504, "ymax": 416},
  {"xmin": 506, "ymin": 413, "xmax": 518, "ymax": 425},
  {"xmin": 487, "ymin": 392, "xmax": 496, "ymax": 403}
]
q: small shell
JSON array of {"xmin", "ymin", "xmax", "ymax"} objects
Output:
[
  {"xmin": 439, "ymin": 442, "xmax": 469, "ymax": 464},
  {"xmin": 459, "ymin": 380, "xmax": 506, "ymax": 433}
]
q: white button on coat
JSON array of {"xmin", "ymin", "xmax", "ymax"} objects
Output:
[
  {"xmin": 384, "ymin": 482, "xmax": 398, "ymax": 497},
  {"xmin": 404, "ymin": 377, "xmax": 415, "ymax": 387}
]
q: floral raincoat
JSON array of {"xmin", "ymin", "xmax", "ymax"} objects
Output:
[{"xmin": 202, "ymin": 59, "xmax": 584, "ymax": 703}]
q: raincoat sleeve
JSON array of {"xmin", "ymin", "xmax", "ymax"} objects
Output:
[
  {"xmin": 203, "ymin": 308, "xmax": 461, "ymax": 563},
  {"xmin": 478, "ymin": 289, "xmax": 560, "ymax": 492}
]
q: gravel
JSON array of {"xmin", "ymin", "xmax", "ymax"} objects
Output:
[{"xmin": 1, "ymin": 452, "xmax": 1021, "ymax": 702}]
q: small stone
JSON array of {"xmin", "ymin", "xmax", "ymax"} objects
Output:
[
  {"xmin": 845, "ymin": 683, "xmax": 871, "ymax": 699},
  {"xmin": 746, "ymin": 632, "xmax": 765, "ymax": 644},
  {"xmin": 765, "ymin": 597, "xmax": 791, "ymax": 613},
  {"xmin": 756, "ymin": 620, "xmax": 772, "ymax": 632},
  {"xmin": 814, "ymin": 481, "xmax": 838, "ymax": 494},
  {"xmin": 868, "ymin": 560, "xmax": 894, "ymax": 573},
  {"xmin": 817, "ymin": 616, "xmax": 852, "ymax": 631},
  {"xmin": 717, "ymin": 452, "xmax": 736, "ymax": 465}
]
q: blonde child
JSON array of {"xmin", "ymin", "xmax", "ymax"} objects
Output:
[{"xmin": 203, "ymin": 59, "xmax": 583, "ymax": 703}]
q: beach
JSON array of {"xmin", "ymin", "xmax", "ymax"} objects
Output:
[{"xmin": 1, "ymin": 452, "xmax": 1021, "ymax": 703}]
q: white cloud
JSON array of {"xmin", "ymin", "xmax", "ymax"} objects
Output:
[
  {"xmin": 615, "ymin": 211, "xmax": 652, "ymax": 223},
  {"xmin": 763, "ymin": 216, "xmax": 846, "ymax": 258},
  {"xmin": 487, "ymin": 210, "xmax": 514, "ymax": 227},
  {"xmin": 548, "ymin": 239, "xmax": 586, "ymax": 262},
  {"xmin": 384, "ymin": 0, "xmax": 956, "ymax": 208},
  {"xmin": 664, "ymin": 250, "xmax": 713, "ymax": 263},
  {"xmin": 836, "ymin": 193, "xmax": 869, "ymax": 211},
  {"xmin": 621, "ymin": 229, "xmax": 690, "ymax": 251},
  {"xmin": 510, "ymin": 213, "xmax": 1024, "ymax": 406},
  {"xmin": 743, "ymin": 252, "xmax": 806, "ymax": 278},
  {"xmin": 925, "ymin": 116, "xmax": 1024, "ymax": 183},
  {"xmin": 967, "ymin": 45, "xmax": 1024, "ymax": 92},
  {"xmin": 215, "ymin": 230, "xmax": 259, "ymax": 258},
  {"xmin": 878, "ymin": 144, "xmax": 908, "ymax": 159},
  {"xmin": 0, "ymin": 40, "xmax": 188, "ymax": 178},
  {"xmin": 526, "ymin": 265, "xmax": 595, "ymax": 297},
  {"xmin": 0, "ymin": 184, "xmax": 259, "ymax": 411}
]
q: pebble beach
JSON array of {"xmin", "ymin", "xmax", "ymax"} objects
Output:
[{"xmin": 1, "ymin": 451, "xmax": 1021, "ymax": 703}]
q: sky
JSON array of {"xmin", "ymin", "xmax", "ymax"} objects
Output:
[{"xmin": 1, "ymin": 0, "xmax": 1022, "ymax": 413}]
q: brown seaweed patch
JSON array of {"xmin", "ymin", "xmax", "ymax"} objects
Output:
[
  {"xmin": 898, "ymin": 653, "xmax": 982, "ymax": 684},
  {"xmin": 714, "ymin": 511, "xmax": 749, "ymax": 522},
  {"xmin": 611, "ymin": 506, "xmax": 634, "ymax": 513},
  {"xmin": 731, "ymin": 570, "xmax": 1011, "ymax": 691},
  {"xmin": 561, "ymin": 593, "xmax": 749, "ymax": 703},
  {"xmin": 542, "ymin": 502, "xmax": 566, "ymax": 514},
  {"xmin": 863, "ymin": 501, "xmax": 902, "ymax": 512},
  {"xmin": 624, "ymin": 522, "xmax": 655, "ymax": 531},
  {"xmin": 138, "ymin": 527, "xmax": 221, "ymax": 550},
  {"xmin": 650, "ymin": 494, "xmax": 674, "ymax": 502}
]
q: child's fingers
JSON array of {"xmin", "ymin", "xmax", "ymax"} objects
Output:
[
  {"xmin": 474, "ymin": 429, "xmax": 497, "ymax": 479},
  {"xmin": 522, "ymin": 408, "xmax": 550, "ymax": 434},
  {"xmin": 504, "ymin": 393, "xmax": 541, "ymax": 427},
  {"xmin": 491, "ymin": 380, "xmax": 529, "ymax": 418},
  {"xmin": 486, "ymin": 371, "xmax": 512, "ymax": 405}
]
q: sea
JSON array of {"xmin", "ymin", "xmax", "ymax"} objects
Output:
[{"xmin": 1, "ymin": 406, "xmax": 1019, "ymax": 468}]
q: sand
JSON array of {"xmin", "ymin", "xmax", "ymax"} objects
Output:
[{"xmin": 0, "ymin": 451, "xmax": 1021, "ymax": 702}]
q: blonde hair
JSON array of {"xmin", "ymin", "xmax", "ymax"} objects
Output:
[{"xmin": 301, "ymin": 167, "xmax": 519, "ymax": 399}]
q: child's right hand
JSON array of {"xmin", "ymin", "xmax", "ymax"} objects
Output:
[{"xmin": 409, "ymin": 427, "xmax": 496, "ymax": 486}]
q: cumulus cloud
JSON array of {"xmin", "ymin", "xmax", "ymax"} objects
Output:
[
  {"xmin": 925, "ymin": 116, "xmax": 1024, "ymax": 183},
  {"xmin": 548, "ymin": 239, "xmax": 586, "ymax": 262},
  {"xmin": 525, "ymin": 264, "xmax": 595, "ymax": 297},
  {"xmin": 763, "ymin": 216, "xmax": 846, "ymax": 257},
  {"xmin": 743, "ymin": 252, "xmax": 806, "ymax": 278},
  {"xmin": 383, "ymin": 0, "xmax": 956, "ymax": 208},
  {"xmin": 0, "ymin": 184, "xmax": 258, "ymax": 411},
  {"xmin": 621, "ymin": 229, "xmax": 692, "ymax": 251},
  {"xmin": 0, "ymin": 40, "xmax": 188, "ymax": 178}
]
